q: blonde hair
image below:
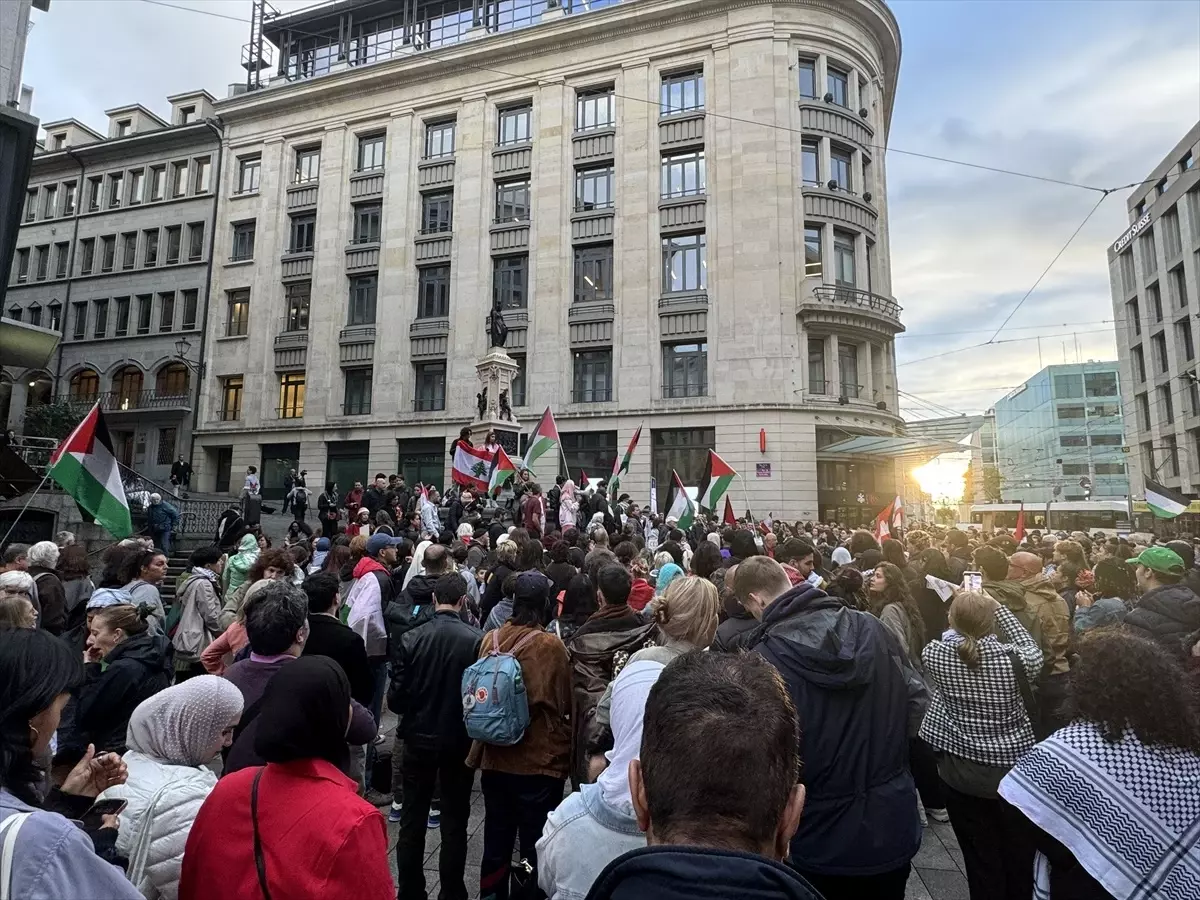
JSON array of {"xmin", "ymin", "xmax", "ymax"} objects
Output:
[
  {"xmin": 348, "ymin": 534, "xmax": 368, "ymax": 561},
  {"xmin": 947, "ymin": 590, "xmax": 996, "ymax": 669},
  {"xmin": 654, "ymin": 575, "xmax": 720, "ymax": 649},
  {"xmin": 653, "ymin": 551, "xmax": 674, "ymax": 571}
]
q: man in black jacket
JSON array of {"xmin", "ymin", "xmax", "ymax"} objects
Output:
[
  {"xmin": 301, "ymin": 573, "xmax": 374, "ymax": 706},
  {"xmin": 389, "ymin": 572, "xmax": 482, "ymax": 900},
  {"xmin": 363, "ymin": 473, "xmax": 389, "ymax": 517}
]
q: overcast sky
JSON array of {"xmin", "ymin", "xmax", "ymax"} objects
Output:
[{"xmin": 20, "ymin": 0, "xmax": 1200, "ymax": 422}]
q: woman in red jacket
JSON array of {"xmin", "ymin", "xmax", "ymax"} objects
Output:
[{"xmin": 179, "ymin": 656, "xmax": 393, "ymax": 900}]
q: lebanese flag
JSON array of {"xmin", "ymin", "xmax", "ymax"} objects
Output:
[
  {"xmin": 453, "ymin": 443, "xmax": 494, "ymax": 493},
  {"xmin": 873, "ymin": 499, "xmax": 894, "ymax": 542},
  {"xmin": 723, "ymin": 495, "xmax": 737, "ymax": 526},
  {"xmin": 696, "ymin": 451, "xmax": 737, "ymax": 512},
  {"xmin": 488, "ymin": 446, "xmax": 517, "ymax": 497},
  {"xmin": 48, "ymin": 403, "xmax": 133, "ymax": 538},
  {"xmin": 1013, "ymin": 502, "xmax": 1026, "ymax": 543},
  {"xmin": 521, "ymin": 407, "xmax": 560, "ymax": 473},
  {"xmin": 892, "ymin": 496, "xmax": 904, "ymax": 532}
]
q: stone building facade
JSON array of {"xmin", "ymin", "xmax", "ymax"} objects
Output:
[{"xmin": 194, "ymin": 0, "xmax": 905, "ymax": 516}]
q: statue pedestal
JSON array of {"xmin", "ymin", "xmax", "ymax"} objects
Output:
[{"xmin": 471, "ymin": 348, "xmax": 521, "ymax": 455}]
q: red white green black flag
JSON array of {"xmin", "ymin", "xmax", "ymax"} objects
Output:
[{"xmin": 48, "ymin": 404, "xmax": 133, "ymax": 538}]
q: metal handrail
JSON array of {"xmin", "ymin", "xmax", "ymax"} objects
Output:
[
  {"xmin": 811, "ymin": 285, "xmax": 902, "ymax": 319},
  {"xmin": 65, "ymin": 390, "xmax": 191, "ymax": 412}
]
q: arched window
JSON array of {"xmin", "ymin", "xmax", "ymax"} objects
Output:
[
  {"xmin": 113, "ymin": 366, "xmax": 144, "ymax": 410},
  {"xmin": 69, "ymin": 369, "xmax": 100, "ymax": 401},
  {"xmin": 155, "ymin": 363, "xmax": 189, "ymax": 398}
]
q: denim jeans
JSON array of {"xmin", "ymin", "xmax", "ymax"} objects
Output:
[{"xmin": 363, "ymin": 657, "xmax": 388, "ymax": 790}]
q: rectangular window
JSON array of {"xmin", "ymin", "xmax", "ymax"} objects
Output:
[
  {"xmin": 574, "ymin": 243, "xmax": 614, "ymax": 304},
  {"xmin": 221, "ymin": 376, "xmax": 244, "ymax": 421},
  {"xmin": 1094, "ymin": 463, "xmax": 1125, "ymax": 476},
  {"xmin": 830, "ymin": 146, "xmax": 852, "ymax": 191},
  {"xmin": 1057, "ymin": 405, "xmax": 1085, "ymax": 421},
  {"xmin": 347, "ymin": 275, "xmax": 377, "ymax": 326},
  {"xmin": 93, "ymin": 299, "xmax": 108, "ymax": 339},
  {"xmin": 1061, "ymin": 464, "xmax": 1090, "ymax": 477},
  {"xmin": 54, "ymin": 242, "xmax": 69, "ymax": 278},
  {"xmin": 1140, "ymin": 228, "xmax": 1157, "ymax": 274},
  {"xmin": 165, "ymin": 226, "xmax": 181, "ymax": 265},
  {"xmin": 79, "ymin": 238, "xmax": 95, "ymax": 275},
  {"xmin": 48, "ymin": 304, "xmax": 61, "ymax": 331},
  {"xmin": 180, "ymin": 105, "xmax": 195, "ymax": 124},
  {"xmin": 143, "ymin": 229, "xmax": 159, "ymax": 267},
  {"xmin": 226, "ymin": 289, "xmax": 249, "ymax": 336},
  {"xmin": 1084, "ymin": 371, "xmax": 1118, "ymax": 397},
  {"xmin": 1091, "ymin": 434, "xmax": 1123, "ymax": 446},
  {"xmin": 41, "ymin": 185, "xmax": 57, "ymax": 218},
  {"xmin": 127, "ymin": 170, "xmax": 143, "ymax": 205},
  {"xmin": 7, "ymin": 306, "xmax": 20, "ymax": 322},
  {"xmin": 661, "ymin": 151, "xmax": 705, "ymax": 199},
  {"xmin": 1089, "ymin": 403, "xmax": 1120, "ymax": 418},
  {"xmin": 121, "ymin": 232, "xmax": 137, "ymax": 270},
  {"xmin": 1153, "ymin": 332, "xmax": 1168, "ymax": 373},
  {"xmin": 156, "ymin": 428, "xmax": 178, "ymax": 466},
  {"xmin": 833, "ymin": 229, "xmax": 856, "ymax": 287},
  {"xmin": 86, "ymin": 177, "xmax": 102, "ymax": 211},
  {"xmin": 116, "ymin": 119, "xmax": 131, "ymax": 137},
  {"xmin": 1170, "ymin": 265, "xmax": 1189, "ymax": 308},
  {"xmin": 294, "ymin": 147, "xmax": 320, "ymax": 183},
  {"xmin": 352, "ymin": 203, "xmax": 382, "ymax": 243},
  {"xmin": 1054, "ymin": 373, "xmax": 1084, "ymax": 398},
  {"xmin": 827, "ymin": 65, "xmax": 849, "ymax": 107},
  {"xmin": 1179, "ymin": 318, "xmax": 1195, "ymax": 361},
  {"xmin": 1161, "ymin": 385, "xmax": 1175, "ymax": 424},
  {"xmin": 158, "ymin": 292, "xmax": 175, "ymax": 333},
  {"xmin": 170, "ymin": 161, "xmax": 188, "ymax": 197},
  {"xmin": 663, "ymin": 342, "xmax": 707, "ymax": 398},
  {"xmin": 343, "ymin": 368, "xmax": 373, "ymax": 415},
  {"xmin": 23, "ymin": 188, "xmax": 37, "ymax": 222},
  {"xmin": 417, "ymin": 266, "xmax": 451, "ymax": 319},
  {"xmin": 100, "ymin": 235, "xmax": 115, "ymax": 272},
  {"xmin": 149, "ymin": 166, "xmax": 165, "ymax": 202},
  {"xmin": 1149, "ymin": 284, "xmax": 1163, "ymax": 322},
  {"xmin": 13, "ymin": 248, "xmax": 28, "ymax": 282},
  {"xmin": 188, "ymin": 222, "xmax": 205, "ymax": 260},
  {"xmin": 650, "ymin": 428, "xmax": 716, "ymax": 506},
  {"xmin": 279, "ymin": 374, "xmax": 306, "ymax": 418},
  {"xmin": 231, "ymin": 221, "xmax": 256, "ymax": 261},
  {"xmin": 797, "ymin": 57, "xmax": 817, "ymax": 98},
  {"xmin": 572, "ymin": 349, "xmax": 613, "ymax": 402},
  {"xmin": 414, "ymin": 362, "xmax": 447, "ymax": 411},
  {"xmin": 493, "ymin": 255, "xmax": 528, "ymax": 310},
  {"xmin": 495, "ymin": 180, "xmax": 531, "ymax": 222},
  {"xmin": 576, "ymin": 87, "xmax": 615, "ymax": 132},
  {"xmin": 1163, "ymin": 209, "xmax": 1182, "ymax": 258},
  {"xmin": 662, "ymin": 233, "xmax": 707, "ymax": 293},
  {"xmin": 808, "ymin": 338, "xmax": 826, "ymax": 393},
  {"xmin": 238, "ymin": 157, "xmax": 261, "ymax": 194},
  {"xmin": 136, "ymin": 295, "xmax": 152, "ymax": 335},
  {"xmin": 107, "ymin": 173, "xmax": 123, "ymax": 208},
  {"xmin": 1119, "ymin": 251, "xmax": 1136, "ymax": 294},
  {"xmin": 660, "ymin": 69, "xmax": 704, "ymax": 116},
  {"xmin": 839, "ymin": 343, "xmax": 859, "ymax": 398},
  {"xmin": 804, "ymin": 225, "xmax": 822, "ymax": 278},
  {"xmin": 356, "ymin": 133, "xmax": 386, "ymax": 172},
  {"xmin": 801, "ymin": 141, "xmax": 820, "ymax": 186},
  {"xmin": 289, "ymin": 213, "xmax": 316, "ymax": 253},
  {"xmin": 511, "ymin": 354, "xmax": 526, "ymax": 407},
  {"xmin": 63, "ymin": 181, "xmax": 76, "ymax": 215},
  {"xmin": 421, "ymin": 192, "xmax": 453, "ymax": 233},
  {"xmin": 1060, "ymin": 435, "xmax": 1088, "ymax": 448},
  {"xmin": 576, "ymin": 165, "xmax": 615, "ymax": 210},
  {"xmin": 497, "ymin": 104, "xmax": 532, "ymax": 145},
  {"xmin": 1184, "ymin": 151, "xmax": 1195, "ymax": 171},
  {"xmin": 34, "ymin": 245, "xmax": 48, "ymax": 280},
  {"xmin": 114, "ymin": 296, "xmax": 130, "ymax": 337},
  {"xmin": 71, "ymin": 301, "xmax": 87, "ymax": 340},
  {"xmin": 424, "ymin": 120, "xmax": 456, "ymax": 159},
  {"xmin": 285, "ymin": 281, "xmax": 311, "ymax": 331},
  {"xmin": 182, "ymin": 289, "xmax": 198, "ymax": 330},
  {"xmin": 26, "ymin": 305, "xmax": 40, "ymax": 327}
]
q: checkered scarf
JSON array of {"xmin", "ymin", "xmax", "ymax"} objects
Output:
[{"xmin": 998, "ymin": 722, "xmax": 1200, "ymax": 900}]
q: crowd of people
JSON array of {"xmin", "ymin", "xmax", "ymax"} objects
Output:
[{"xmin": 2, "ymin": 481, "xmax": 1200, "ymax": 900}]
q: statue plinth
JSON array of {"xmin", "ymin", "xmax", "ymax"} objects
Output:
[{"xmin": 472, "ymin": 347, "xmax": 521, "ymax": 455}]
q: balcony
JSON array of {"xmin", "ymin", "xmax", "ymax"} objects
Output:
[
  {"xmin": 797, "ymin": 100, "xmax": 874, "ymax": 153},
  {"xmin": 274, "ymin": 319, "xmax": 308, "ymax": 371},
  {"xmin": 286, "ymin": 182, "xmax": 318, "ymax": 210},
  {"xmin": 281, "ymin": 250, "xmax": 314, "ymax": 280},
  {"xmin": 418, "ymin": 157, "xmax": 455, "ymax": 190},
  {"xmin": 345, "ymin": 242, "xmax": 380, "ymax": 272},
  {"xmin": 67, "ymin": 390, "xmax": 191, "ymax": 414},
  {"xmin": 799, "ymin": 285, "xmax": 904, "ymax": 335},
  {"xmin": 571, "ymin": 388, "xmax": 612, "ymax": 403},
  {"xmin": 349, "ymin": 171, "xmax": 384, "ymax": 200},
  {"xmin": 803, "ymin": 186, "xmax": 878, "ymax": 238}
]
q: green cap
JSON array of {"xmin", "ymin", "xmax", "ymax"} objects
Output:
[{"xmin": 1126, "ymin": 546, "xmax": 1186, "ymax": 576}]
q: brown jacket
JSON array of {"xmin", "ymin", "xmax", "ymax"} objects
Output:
[
  {"xmin": 467, "ymin": 622, "xmax": 571, "ymax": 779},
  {"xmin": 987, "ymin": 576, "xmax": 1070, "ymax": 677}
]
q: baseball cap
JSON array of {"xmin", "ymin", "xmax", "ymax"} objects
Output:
[
  {"xmin": 315, "ymin": 537, "xmax": 331, "ymax": 551},
  {"xmin": 1126, "ymin": 546, "xmax": 1186, "ymax": 576},
  {"xmin": 513, "ymin": 571, "xmax": 550, "ymax": 602},
  {"xmin": 366, "ymin": 533, "xmax": 405, "ymax": 557}
]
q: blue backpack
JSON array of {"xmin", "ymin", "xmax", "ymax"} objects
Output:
[{"xmin": 462, "ymin": 630, "xmax": 540, "ymax": 745}]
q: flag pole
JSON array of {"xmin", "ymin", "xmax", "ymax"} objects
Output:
[
  {"xmin": 0, "ymin": 471, "xmax": 53, "ymax": 548},
  {"xmin": 739, "ymin": 473, "xmax": 753, "ymax": 523}
]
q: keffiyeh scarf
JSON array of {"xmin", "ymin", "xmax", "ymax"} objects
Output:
[{"xmin": 998, "ymin": 722, "xmax": 1200, "ymax": 900}]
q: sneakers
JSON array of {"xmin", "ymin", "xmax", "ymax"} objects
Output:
[
  {"xmin": 364, "ymin": 788, "xmax": 392, "ymax": 808},
  {"xmin": 427, "ymin": 807, "xmax": 441, "ymax": 829},
  {"xmin": 927, "ymin": 807, "xmax": 950, "ymax": 823},
  {"xmin": 388, "ymin": 801, "xmax": 403, "ymax": 824}
]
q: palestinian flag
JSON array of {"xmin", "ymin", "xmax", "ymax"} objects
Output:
[
  {"xmin": 47, "ymin": 404, "xmax": 132, "ymax": 539},
  {"xmin": 609, "ymin": 425, "xmax": 642, "ymax": 498},
  {"xmin": 664, "ymin": 470, "xmax": 695, "ymax": 529},
  {"xmin": 488, "ymin": 446, "xmax": 518, "ymax": 497},
  {"xmin": 1145, "ymin": 479, "xmax": 1190, "ymax": 518},
  {"xmin": 452, "ymin": 443, "xmax": 494, "ymax": 493},
  {"xmin": 696, "ymin": 451, "xmax": 736, "ymax": 512},
  {"xmin": 723, "ymin": 495, "xmax": 737, "ymax": 526},
  {"xmin": 521, "ymin": 407, "xmax": 560, "ymax": 473}
]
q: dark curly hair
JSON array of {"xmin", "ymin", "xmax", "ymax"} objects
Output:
[
  {"xmin": 1064, "ymin": 630, "xmax": 1200, "ymax": 753},
  {"xmin": 868, "ymin": 562, "xmax": 926, "ymax": 644},
  {"xmin": 248, "ymin": 548, "xmax": 297, "ymax": 584},
  {"xmin": 826, "ymin": 566, "xmax": 868, "ymax": 611}
]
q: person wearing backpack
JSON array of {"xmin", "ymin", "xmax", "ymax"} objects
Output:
[
  {"xmin": 468, "ymin": 572, "xmax": 571, "ymax": 900},
  {"xmin": 170, "ymin": 546, "xmax": 228, "ymax": 681},
  {"xmin": 390, "ymin": 573, "xmax": 482, "ymax": 900}
]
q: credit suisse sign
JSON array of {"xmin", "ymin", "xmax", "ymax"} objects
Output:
[{"xmin": 1112, "ymin": 211, "xmax": 1152, "ymax": 254}]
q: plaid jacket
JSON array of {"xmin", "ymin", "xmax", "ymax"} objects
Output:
[{"xmin": 919, "ymin": 605, "xmax": 1044, "ymax": 768}]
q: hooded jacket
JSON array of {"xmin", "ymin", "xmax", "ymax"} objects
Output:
[
  {"xmin": 985, "ymin": 576, "xmax": 1070, "ymax": 676},
  {"xmin": 1124, "ymin": 582, "xmax": 1200, "ymax": 658},
  {"xmin": 748, "ymin": 583, "xmax": 925, "ymax": 877},
  {"xmin": 173, "ymin": 571, "xmax": 224, "ymax": 661},
  {"xmin": 584, "ymin": 846, "xmax": 824, "ymax": 900},
  {"xmin": 77, "ymin": 631, "xmax": 174, "ymax": 753},
  {"xmin": 345, "ymin": 556, "xmax": 392, "ymax": 658},
  {"xmin": 221, "ymin": 534, "xmax": 259, "ymax": 599}
]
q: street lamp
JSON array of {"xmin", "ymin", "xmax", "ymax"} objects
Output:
[{"xmin": 174, "ymin": 337, "xmax": 204, "ymax": 376}]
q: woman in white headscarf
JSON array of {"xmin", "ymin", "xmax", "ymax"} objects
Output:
[
  {"xmin": 98, "ymin": 675, "xmax": 243, "ymax": 900},
  {"xmin": 402, "ymin": 539, "xmax": 431, "ymax": 590},
  {"xmin": 558, "ymin": 480, "xmax": 579, "ymax": 532},
  {"xmin": 535, "ymin": 659, "xmax": 664, "ymax": 900}
]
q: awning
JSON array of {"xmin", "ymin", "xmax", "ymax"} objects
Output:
[
  {"xmin": 904, "ymin": 415, "xmax": 985, "ymax": 444},
  {"xmin": 0, "ymin": 317, "xmax": 60, "ymax": 369},
  {"xmin": 818, "ymin": 435, "xmax": 966, "ymax": 459}
]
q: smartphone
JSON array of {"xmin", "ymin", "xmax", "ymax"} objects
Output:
[
  {"xmin": 963, "ymin": 571, "xmax": 983, "ymax": 593},
  {"xmin": 79, "ymin": 798, "xmax": 126, "ymax": 831}
]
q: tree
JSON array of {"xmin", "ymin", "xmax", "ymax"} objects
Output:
[
  {"xmin": 23, "ymin": 400, "xmax": 85, "ymax": 441},
  {"xmin": 982, "ymin": 466, "xmax": 1003, "ymax": 503}
]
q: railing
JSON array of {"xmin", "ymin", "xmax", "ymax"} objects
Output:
[
  {"xmin": 572, "ymin": 388, "xmax": 612, "ymax": 403},
  {"xmin": 662, "ymin": 382, "xmax": 707, "ymax": 399},
  {"xmin": 66, "ymin": 390, "xmax": 191, "ymax": 413},
  {"xmin": 118, "ymin": 463, "xmax": 227, "ymax": 537},
  {"xmin": 9, "ymin": 437, "xmax": 58, "ymax": 475},
  {"xmin": 811, "ymin": 285, "xmax": 902, "ymax": 320},
  {"xmin": 413, "ymin": 398, "xmax": 446, "ymax": 412}
]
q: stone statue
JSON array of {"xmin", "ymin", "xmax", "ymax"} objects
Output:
[
  {"xmin": 487, "ymin": 295, "xmax": 508, "ymax": 348},
  {"xmin": 476, "ymin": 388, "xmax": 487, "ymax": 421},
  {"xmin": 499, "ymin": 390, "xmax": 513, "ymax": 422}
]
